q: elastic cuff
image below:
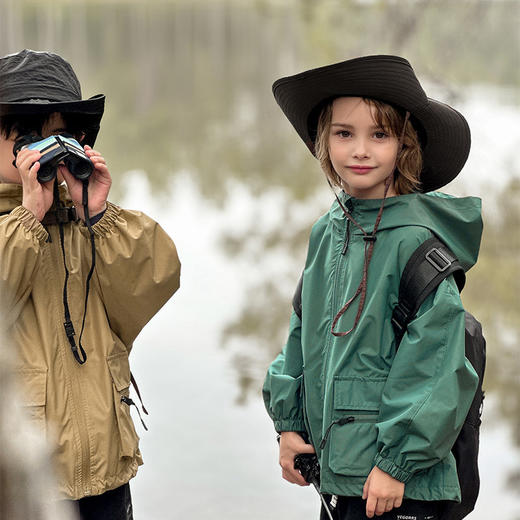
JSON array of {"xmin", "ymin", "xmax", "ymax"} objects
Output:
[
  {"xmin": 84, "ymin": 208, "xmax": 106, "ymax": 227},
  {"xmin": 11, "ymin": 206, "xmax": 48, "ymax": 244},
  {"xmin": 79, "ymin": 201, "xmax": 121, "ymax": 238},
  {"xmin": 274, "ymin": 419, "xmax": 306, "ymax": 433},
  {"xmin": 374, "ymin": 453, "xmax": 413, "ymax": 483}
]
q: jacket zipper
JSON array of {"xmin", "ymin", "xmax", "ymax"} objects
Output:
[
  {"xmin": 320, "ymin": 198, "xmax": 354, "ymax": 400},
  {"xmin": 320, "ymin": 413, "xmax": 378, "ymax": 450},
  {"xmin": 49, "ymin": 224, "xmax": 92, "ymax": 495}
]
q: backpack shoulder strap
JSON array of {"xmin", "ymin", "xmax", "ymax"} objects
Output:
[{"xmin": 392, "ymin": 236, "xmax": 466, "ymax": 346}]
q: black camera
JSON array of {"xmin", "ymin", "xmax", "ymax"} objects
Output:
[
  {"xmin": 294, "ymin": 453, "xmax": 321, "ymax": 485},
  {"xmin": 13, "ymin": 134, "xmax": 94, "ymax": 183}
]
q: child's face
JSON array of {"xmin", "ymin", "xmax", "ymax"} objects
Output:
[
  {"xmin": 0, "ymin": 112, "xmax": 68, "ymax": 184},
  {"xmin": 328, "ymin": 97, "xmax": 399, "ymax": 199}
]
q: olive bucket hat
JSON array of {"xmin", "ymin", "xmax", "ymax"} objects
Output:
[
  {"xmin": 272, "ymin": 55, "xmax": 471, "ymax": 192},
  {"xmin": 0, "ymin": 49, "xmax": 105, "ymax": 146}
]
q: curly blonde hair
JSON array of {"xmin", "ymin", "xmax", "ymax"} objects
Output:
[{"xmin": 314, "ymin": 98, "xmax": 422, "ymax": 194}]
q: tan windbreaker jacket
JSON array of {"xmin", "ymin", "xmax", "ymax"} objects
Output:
[{"xmin": 0, "ymin": 183, "xmax": 181, "ymax": 500}]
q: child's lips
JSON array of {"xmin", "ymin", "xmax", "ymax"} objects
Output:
[{"xmin": 348, "ymin": 165, "xmax": 375, "ymax": 174}]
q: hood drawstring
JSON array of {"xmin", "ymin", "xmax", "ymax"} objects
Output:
[{"xmin": 330, "ymin": 111, "xmax": 410, "ymax": 337}]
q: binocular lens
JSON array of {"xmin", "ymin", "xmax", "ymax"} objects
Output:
[
  {"xmin": 66, "ymin": 157, "xmax": 93, "ymax": 181},
  {"xmin": 37, "ymin": 165, "xmax": 57, "ymax": 184}
]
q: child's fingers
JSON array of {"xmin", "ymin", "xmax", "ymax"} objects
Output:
[
  {"xmin": 91, "ymin": 159, "xmax": 109, "ymax": 173},
  {"xmin": 376, "ymin": 498, "xmax": 390, "ymax": 516},
  {"xmin": 29, "ymin": 161, "xmax": 41, "ymax": 180},
  {"xmin": 23, "ymin": 159, "xmax": 41, "ymax": 185},
  {"xmin": 84, "ymin": 146, "xmax": 104, "ymax": 160},
  {"xmin": 385, "ymin": 499, "xmax": 395, "ymax": 512},
  {"xmin": 365, "ymin": 495, "xmax": 377, "ymax": 518},
  {"xmin": 89, "ymin": 154, "xmax": 106, "ymax": 164},
  {"xmin": 298, "ymin": 442, "xmax": 316, "ymax": 454},
  {"xmin": 16, "ymin": 149, "xmax": 41, "ymax": 172},
  {"xmin": 281, "ymin": 463, "xmax": 309, "ymax": 486}
]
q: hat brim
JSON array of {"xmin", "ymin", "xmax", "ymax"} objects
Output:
[
  {"xmin": 272, "ymin": 55, "xmax": 470, "ymax": 192},
  {"xmin": 0, "ymin": 94, "xmax": 105, "ymax": 147}
]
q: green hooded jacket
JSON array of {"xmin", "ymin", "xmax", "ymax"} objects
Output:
[{"xmin": 263, "ymin": 191, "xmax": 482, "ymax": 501}]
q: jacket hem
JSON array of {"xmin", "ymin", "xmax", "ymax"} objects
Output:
[
  {"xmin": 57, "ymin": 458, "xmax": 141, "ymax": 500},
  {"xmin": 320, "ymin": 472, "xmax": 461, "ymax": 501}
]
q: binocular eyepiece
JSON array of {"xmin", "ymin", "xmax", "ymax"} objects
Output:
[{"xmin": 13, "ymin": 134, "xmax": 94, "ymax": 184}]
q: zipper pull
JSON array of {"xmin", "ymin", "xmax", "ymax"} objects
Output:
[
  {"xmin": 319, "ymin": 416, "xmax": 355, "ymax": 449},
  {"xmin": 121, "ymin": 395, "xmax": 148, "ymax": 431}
]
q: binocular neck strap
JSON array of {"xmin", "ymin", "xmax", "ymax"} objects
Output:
[{"xmin": 57, "ymin": 181, "xmax": 96, "ymax": 365}]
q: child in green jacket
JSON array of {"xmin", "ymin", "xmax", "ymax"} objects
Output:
[{"xmin": 263, "ymin": 56, "xmax": 481, "ymax": 519}]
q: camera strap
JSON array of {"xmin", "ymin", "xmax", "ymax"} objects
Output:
[{"xmin": 57, "ymin": 181, "xmax": 96, "ymax": 365}]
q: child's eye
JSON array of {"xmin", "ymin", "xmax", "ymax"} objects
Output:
[
  {"xmin": 335, "ymin": 130, "xmax": 352, "ymax": 138},
  {"xmin": 373, "ymin": 130, "xmax": 388, "ymax": 139}
]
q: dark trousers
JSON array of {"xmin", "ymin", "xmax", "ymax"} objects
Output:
[
  {"xmin": 320, "ymin": 495, "xmax": 446, "ymax": 520},
  {"xmin": 67, "ymin": 483, "xmax": 133, "ymax": 520}
]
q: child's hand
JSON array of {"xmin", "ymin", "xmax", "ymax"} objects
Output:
[
  {"xmin": 17, "ymin": 148, "xmax": 55, "ymax": 221},
  {"xmin": 59, "ymin": 145, "xmax": 111, "ymax": 222},
  {"xmin": 362, "ymin": 466, "xmax": 404, "ymax": 518},
  {"xmin": 279, "ymin": 431, "xmax": 316, "ymax": 486}
]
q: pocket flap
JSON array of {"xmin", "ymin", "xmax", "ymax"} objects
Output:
[
  {"xmin": 16, "ymin": 369, "xmax": 47, "ymax": 406},
  {"xmin": 333, "ymin": 377, "xmax": 386, "ymax": 411},
  {"xmin": 107, "ymin": 352, "xmax": 131, "ymax": 392}
]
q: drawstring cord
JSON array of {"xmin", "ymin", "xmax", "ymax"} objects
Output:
[
  {"xmin": 330, "ymin": 178, "xmax": 391, "ymax": 336},
  {"xmin": 330, "ymin": 111, "xmax": 410, "ymax": 336}
]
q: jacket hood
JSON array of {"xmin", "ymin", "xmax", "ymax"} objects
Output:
[
  {"xmin": 0, "ymin": 182, "xmax": 72, "ymax": 214},
  {"xmin": 332, "ymin": 191, "xmax": 483, "ymax": 271}
]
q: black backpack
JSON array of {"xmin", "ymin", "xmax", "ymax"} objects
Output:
[
  {"xmin": 391, "ymin": 236, "xmax": 485, "ymax": 519},
  {"xmin": 292, "ymin": 236, "xmax": 485, "ymax": 519}
]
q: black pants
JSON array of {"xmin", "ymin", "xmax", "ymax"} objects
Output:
[
  {"xmin": 320, "ymin": 495, "xmax": 446, "ymax": 520},
  {"xmin": 68, "ymin": 483, "xmax": 133, "ymax": 520}
]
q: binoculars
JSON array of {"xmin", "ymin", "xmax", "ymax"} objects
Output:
[{"xmin": 13, "ymin": 134, "xmax": 94, "ymax": 183}]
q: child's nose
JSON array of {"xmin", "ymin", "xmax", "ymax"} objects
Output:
[{"xmin": 352, "ymin": 138, "xmax": 370, "ymax": 159}]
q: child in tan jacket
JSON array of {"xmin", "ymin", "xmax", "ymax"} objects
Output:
[{"xmin": 0, "ymin": 49, "xmax": 181, "ymax": 519}]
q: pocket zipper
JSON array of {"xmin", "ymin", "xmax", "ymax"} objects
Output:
[
  {"xmin": 121, "ymin": 395, "xmax": 148, "ymax": 431},
  {"xmin": 320, "ymin": 413, "xmax": 378, "ymax": 450}
]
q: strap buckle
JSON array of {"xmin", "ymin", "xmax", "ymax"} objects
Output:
[
  {"xmin": 56, "ymin": 207, "xmax": 77, "ymax": 224},
  {"xmin": 425, "ymin": 247, "xmax": 451, "ymax": 272},
  {"xmin": 391, "ymin": 303, "xmax": 411, "ymax": 333}
]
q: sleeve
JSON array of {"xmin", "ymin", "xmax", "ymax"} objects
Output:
[
  {"xmin": 262, "ymin": 311, "xmax": 306, "ymax": 433},
  {"xmin": 0, "ymin": 207, "xmax": 48, "ymax": 328},
  {"xmin": 79, "ymin": 202, "xmax": 181, "ymax": 347},
  {"xmin": 374, "ymin": 276, "xmax": 479, "ymax": 483}
]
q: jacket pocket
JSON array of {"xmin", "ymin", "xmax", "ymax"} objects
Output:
[
  {"xmin": 107, "ymin": 352, "xmax": 139, "ymax": 458},
  {"xmin": 327, "ymin": 377, "xmax": 385, "ymax": 477},
  {"xmin": 16, "ymin": 368, "xmax": 47, "ymax": 436}
]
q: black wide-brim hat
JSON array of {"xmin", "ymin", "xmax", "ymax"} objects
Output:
[
  {"xmin": 0, "ymin": 49, "xmax": 105, "ymax": 147},
  {"xmin": 273, "ymin": 55, "xmax": 470, "ymax": 192}
]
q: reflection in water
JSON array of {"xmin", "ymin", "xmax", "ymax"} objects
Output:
[
  {"xmin": 1, "ymin": 0, "xmax": 518, "ymax": 200},
  {"xmin": 1, "ymin": 0, "xmax": 519, "ymax": 511}
]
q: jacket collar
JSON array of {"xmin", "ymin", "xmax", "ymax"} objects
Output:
[{"xmin": 0, "ymin": 182, "xmax": 73, "ymax": 214}]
